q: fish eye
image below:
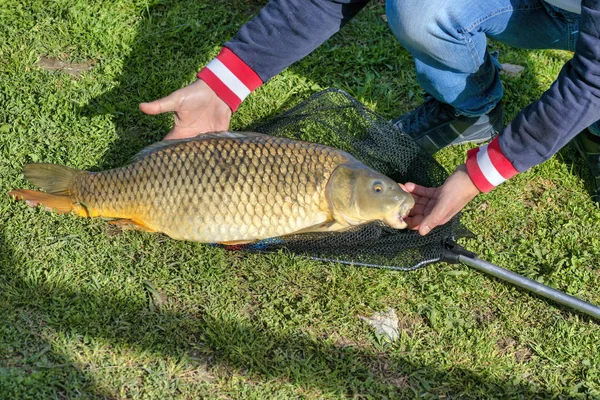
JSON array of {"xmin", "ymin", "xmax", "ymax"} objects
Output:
[{"xmin": 373, "ymin": 182, "xmax": 384, "ymax": 193}]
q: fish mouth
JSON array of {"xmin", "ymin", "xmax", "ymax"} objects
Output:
[
  {"xmin": 395, "ymin": 215, "xmax": 408, "ymax": 229},
  {"xmin": 384, "ymin": 200, "xmax": 413, "ymax": 230},
  {"xmin": 385, "ymin": 207, "xmax": 411, "ymax": 230}
]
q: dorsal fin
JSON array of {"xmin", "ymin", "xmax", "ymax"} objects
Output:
[{"xmin": 131, "ymin": 131, "xmax": 267, "ymax": 161}]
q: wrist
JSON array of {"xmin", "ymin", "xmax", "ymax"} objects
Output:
[
  {"xmin": 465, "ymin": 137, "xmax": 519, "ymax": 192},
  {"xmin": 456, "ymin": 164, "xmax": 481, "ymax": 198},
  {"xmin": 194, "ymin": 79, "xmax": 232, "ymax": 118},
  {"xmin": 197, "ymin": 47, "xmax": 263, "ymax": 112}
]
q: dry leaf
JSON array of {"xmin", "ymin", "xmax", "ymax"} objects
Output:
[
  {"xmin": 500, "ymin": 63, "xmax": 525, "ymax": 78},
  {"xmin": 35, "ymin": 55, "xmax": 94, "ymax": 77},
  {"xmin": 360, "ymin": 307, "xmax": 399, "ymax": 342}
]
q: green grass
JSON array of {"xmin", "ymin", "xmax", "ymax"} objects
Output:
[{"xmin": 1, "ymin": 0, "xmax": 600, "ymax": 398}]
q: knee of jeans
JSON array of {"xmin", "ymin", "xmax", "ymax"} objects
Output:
[
  {"xmin": 386, "ymin": 0, "xmax": 427, "ymax": 46},
  {"xmin": 386, "ymin": 0, "xmax": 470, "ymax": 52}
]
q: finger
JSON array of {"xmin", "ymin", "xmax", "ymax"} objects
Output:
[
  {"xmin": 403, "ymin": 182, "xmax": 417, "ymax": 191},
  {"xmin": 415, "ymin": 196, "xmax": 430, "ymax": 206},
  {"xmin": 418, "ymin": 225, "xmax": 431, "ymax": 236},
  {"xmin": 404, "ymin": 192, "xmax": 429, "ymax": 206},
  {"xmin": 404, "ymin": 215, "xmax": 423, "ymax": 230},
  {"xmin": 162, "ymin": 128, "xmax": 179, "ymax": 141},
  {"xmin": 410, "ymin": 203, "xmax": 428, "ymax": 215},
  {"xmin": 418, "ymin": 210, "xmax": 449, "ymax": 236},
  {"xmin": 163, "ymin": 125, "xmax": 209, "ymax": 141},
  {"xmin": 404, "ymin": 182, "xmax": 437, "ymax": 198},
  {"xmin": 163, "ymin": 126, "xmax": 193, "ymax": 141},
  {"xmin": 140, "ymin": 93, "xmax": 180, "ymax": 115}
]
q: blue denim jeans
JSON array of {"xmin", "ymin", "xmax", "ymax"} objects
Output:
[{"xmin": 386, "ymin": 0, "xmax": 600, "ymax": 133}]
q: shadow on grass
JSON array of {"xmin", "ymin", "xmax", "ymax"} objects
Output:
[
  {"xmin": 0, "ymin": 229, "xmax": 563, "ymax": 398},
  {"xmin": 0, "ymin": 235, "xmax": 107, "ymax": 398}
]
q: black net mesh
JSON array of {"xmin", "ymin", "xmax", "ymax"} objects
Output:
[{"xmin": 230, "ymin": 89, "xmax": 465, "ymax": 270}]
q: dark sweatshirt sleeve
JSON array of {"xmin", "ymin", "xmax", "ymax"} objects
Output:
[
  {"xmin": 466, "ymin": 0, "xmax": 600, "ymax": 192},
  {"xmin": 197, "ymin": 0, "xmax": 370, "ymax": 111}
]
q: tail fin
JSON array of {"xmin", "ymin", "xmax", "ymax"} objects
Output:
[
  {"xmin": 9, "ymin": 163, "xmax": 84, "ymax": 214},
  {"xmin": 23, "ymin": 163, "xmax": 81, "ymax": 195},
  {"xmin": 9, "ymin": 189, "xmax": 75, "ymax": 214}
]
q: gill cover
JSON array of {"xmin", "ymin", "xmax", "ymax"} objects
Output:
[{"xmin": 326, "ymin": 162, "xmax": 362, "ymax": 226}]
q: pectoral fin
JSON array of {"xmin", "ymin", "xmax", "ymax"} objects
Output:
[
  {"xmin": 109, "ymin": 219, "xmax": 156, "ymax": 232},
  {"xmin": 291, "ymin": 220, "xmax": 352, "ymax": 235}
]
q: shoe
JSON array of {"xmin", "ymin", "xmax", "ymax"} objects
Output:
[
  {"xmin": 391, "ymin": 95, "xmax": 503, "ymax": 154},
  {"xmin": 573, "ymin": 129, "xmax": 600, "ymax": 202}
]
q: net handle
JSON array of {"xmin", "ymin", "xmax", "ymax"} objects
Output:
[{"xmin": 443, "ymin": 243, "xmax": 600, "ymax": 320}]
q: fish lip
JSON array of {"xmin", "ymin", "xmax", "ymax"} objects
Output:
[
  {"xmin": 397, "ymin": 199, "xmax": 413, "ymax": 218},
  {"xmin": 386, "ymin": 200, "xmax": 413, "ymax": 229},
  {"xmin": 395, "ymin": 215, "xmax": 408, "ymax": 229},
  {"xmin": 398, "ymin": 208, "xmax": 410, "ymax": 227},
  {"xmin": 384, "ymin": 207, "xmax": 409, "ymax": 229}
]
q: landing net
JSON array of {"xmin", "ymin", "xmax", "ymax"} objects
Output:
[{"xmin": 237, "ymin": 89, "xmax": 465, "ymax": 270}]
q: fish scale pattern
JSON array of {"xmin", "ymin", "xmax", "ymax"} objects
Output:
[{"xmin": 71, "ymin": 134, "xmax": 350, "ymax": 242}]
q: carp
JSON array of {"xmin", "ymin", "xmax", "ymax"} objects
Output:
[{"xmin": 10, "ymin": 132, "xmax": 414, "ymax": 244}]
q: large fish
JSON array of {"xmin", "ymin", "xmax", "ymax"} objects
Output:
[{"xmin": 9, "ymin": 132, "xmax": 414, "ymax": 244}]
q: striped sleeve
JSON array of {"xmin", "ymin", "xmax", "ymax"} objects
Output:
[
  {"xmin": 465, "ymin": 137, "xmax": 519, "ymax": 192},
  {"xmin": 197, "ymin": 47, "xmax": 263, "ymax": 112}
]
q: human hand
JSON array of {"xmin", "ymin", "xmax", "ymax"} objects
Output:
[
  {"xmin": 401, "ymin": 164, "xmax": 480, "ymax": 235},
  {"xmin": 139, "ymin": 79, "xmax": 232, "ymax": 140}
]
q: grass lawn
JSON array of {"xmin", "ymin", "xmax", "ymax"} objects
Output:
[{"xmin": 2, "ymin": 0, "xmax": 600, "ymax": 398}]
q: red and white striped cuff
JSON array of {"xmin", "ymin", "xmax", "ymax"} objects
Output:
[
  {"xmin": 465, "ymin": 137, "xmax": 519, "ymax": 193},
  {"xmin": 197, "ymin": 47, "xmax": 263, "ymax": 112}
]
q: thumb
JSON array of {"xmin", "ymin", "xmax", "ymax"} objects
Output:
[
  {"xmin": 418, "ymin": 211, "xmax": 444, "ymax": 236},
  {"xmin": 139, "ymin": 93, "xmax": 180, "ymax": 115},
  {"xmin": 418, "ymin": 222, "xmax": 432, "ymax": 236}
]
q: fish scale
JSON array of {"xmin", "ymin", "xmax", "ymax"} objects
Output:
[{"xmin": 68, "ymin": 134, "xmax": 347, "ymax": 242}]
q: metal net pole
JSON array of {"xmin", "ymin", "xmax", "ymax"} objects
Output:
[{"xmin": 458, "ymin": 255, "xmax": 600, "ymax": 320}]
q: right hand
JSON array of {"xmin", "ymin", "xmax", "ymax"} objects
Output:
[
  {"xmin": 402, "ymin": 164, "xmax": 480, "ymax": 235},
  {"xmin": 139, "ymin": 79, "xmax": 232, "ymax": 140}
]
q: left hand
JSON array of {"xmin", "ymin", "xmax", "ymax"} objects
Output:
[
  {"xmin": 139, "ymin": 80, "xmax": 232, "ymax": 141},
  {"xmin": 400, "ymin": 164, "xmax": 480, "ymax": 235}
]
